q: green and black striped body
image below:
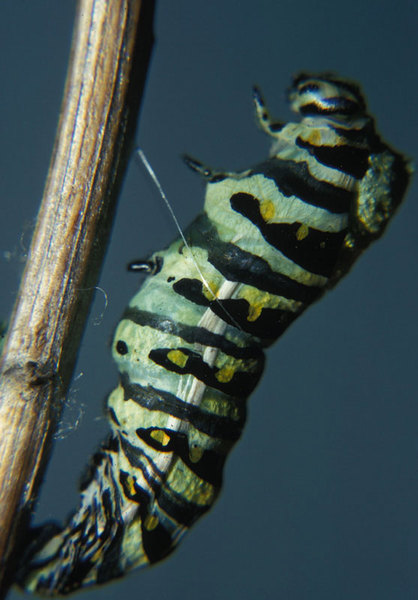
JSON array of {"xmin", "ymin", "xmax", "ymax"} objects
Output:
[{"xmin": 18, "ymin": 74, "xmax": 411, "ymax": 595}]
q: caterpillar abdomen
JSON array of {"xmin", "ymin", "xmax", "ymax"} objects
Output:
[{"xmin": 17, "ymin": 73, "xmax": 411, "ymax": 595}]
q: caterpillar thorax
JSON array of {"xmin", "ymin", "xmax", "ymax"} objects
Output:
[{"xmin": 17, "ymin": 73, "xmax": 411, "ymax": 595}]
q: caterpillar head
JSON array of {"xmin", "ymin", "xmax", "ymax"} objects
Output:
[{"xmin": 289, "ymin": 73, "xmax": 367, "ymax": 119}]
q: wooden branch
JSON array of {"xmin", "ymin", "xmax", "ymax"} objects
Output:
[{"xmin": 0, "ymin": 0, "xmax": 155, "ymax": 595}]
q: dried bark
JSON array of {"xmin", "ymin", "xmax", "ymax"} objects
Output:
[{"xmin": 0, "ymin": 1, "xmax": 155, "ymax": 595}]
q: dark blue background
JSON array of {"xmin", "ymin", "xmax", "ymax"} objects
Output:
[{"xmin": 1, "ymin": 2, "xmax": 417, "ymax": 599}]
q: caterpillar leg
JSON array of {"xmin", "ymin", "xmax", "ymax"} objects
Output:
[
  {"xmin": 252, "ymin": 85, "xmax": 285, "ymax": 135},
  {"xmin": 127, "ymin": 256, "xmax": 163, "ymax": 275},
  {"xmin": 182, "ymin": 154, "xmax": 243, "ymax": 182},
  {"xmin": 182, "ymin": 154, "xmax": 214, "ymax": 179}
]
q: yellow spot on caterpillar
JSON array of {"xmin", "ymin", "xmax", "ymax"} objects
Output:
[
  {"xmin": 344, "ymin": 232, "xmax": 355, "ymax": 249},
  {"xmin": 167, "ymin": 349, "xmax": 188, "ymax": 368},
  {"xmin": 296, "ymin": 223, "xmax": 309, "ymax": 241},
  {"xmin": 144, "ymin": 514, "xmax": 159, "ymax": 531},
  {"xmin": 126, "ymin": 474, "xmax": 136, "ymax": 496},
  {"xmin": 203, "ymin": 286, "xmax": 214, "ymax": 301},
  {"xmin": 216, "ymin": 365, "xmax": 235, "ymax": 383},
  {"xmin": 150, "ymin": 429, "xmax": 171, "ymax": 447},
  {"xmin": 189, "ymin": 445, "xmax": 204, "ymax": 463},
  {"xmin": 304, "ymin": 130, "xmax": 322, "ymax": 145},
  {"xmin": 91, "ymin": 548, "xmax": 103, "ymax": 562},
  {"xmin": 201, "ymin": 279, "xmax": 219, "ymax": 301},
  {"xmin": 260, "ymin": 199, "xmax": 275, "ymax": 221},
  {"xmin": 247, "ymin": 303, "xmax": 262, "ymax": 322},
  {"xmin": 201, "ymin": 395, "xmax": 240, "ymax": 420}
]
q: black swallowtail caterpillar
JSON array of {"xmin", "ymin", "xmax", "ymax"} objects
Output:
[{"xmin": 17, "ymin": 73, "xmax": 411, "ymax": 595}]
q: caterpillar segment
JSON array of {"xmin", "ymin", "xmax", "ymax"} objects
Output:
[{"xmin": 17, "ymin": 73, "xmax": 411, "ymax": 595}]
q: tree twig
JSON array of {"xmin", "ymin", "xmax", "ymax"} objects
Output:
[{"xmin": 0, "ymin": 0, "xmax": 155, "ymax": 595}]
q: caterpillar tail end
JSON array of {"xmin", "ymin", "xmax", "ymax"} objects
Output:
[{"xmin": 14, "ymin": 522, "xmax": 66, "ymax": 596}]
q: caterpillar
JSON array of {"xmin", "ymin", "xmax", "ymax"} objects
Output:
[{"xmin": 16, "ymin": 73, "xmax": 411, "ymax": 595}]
